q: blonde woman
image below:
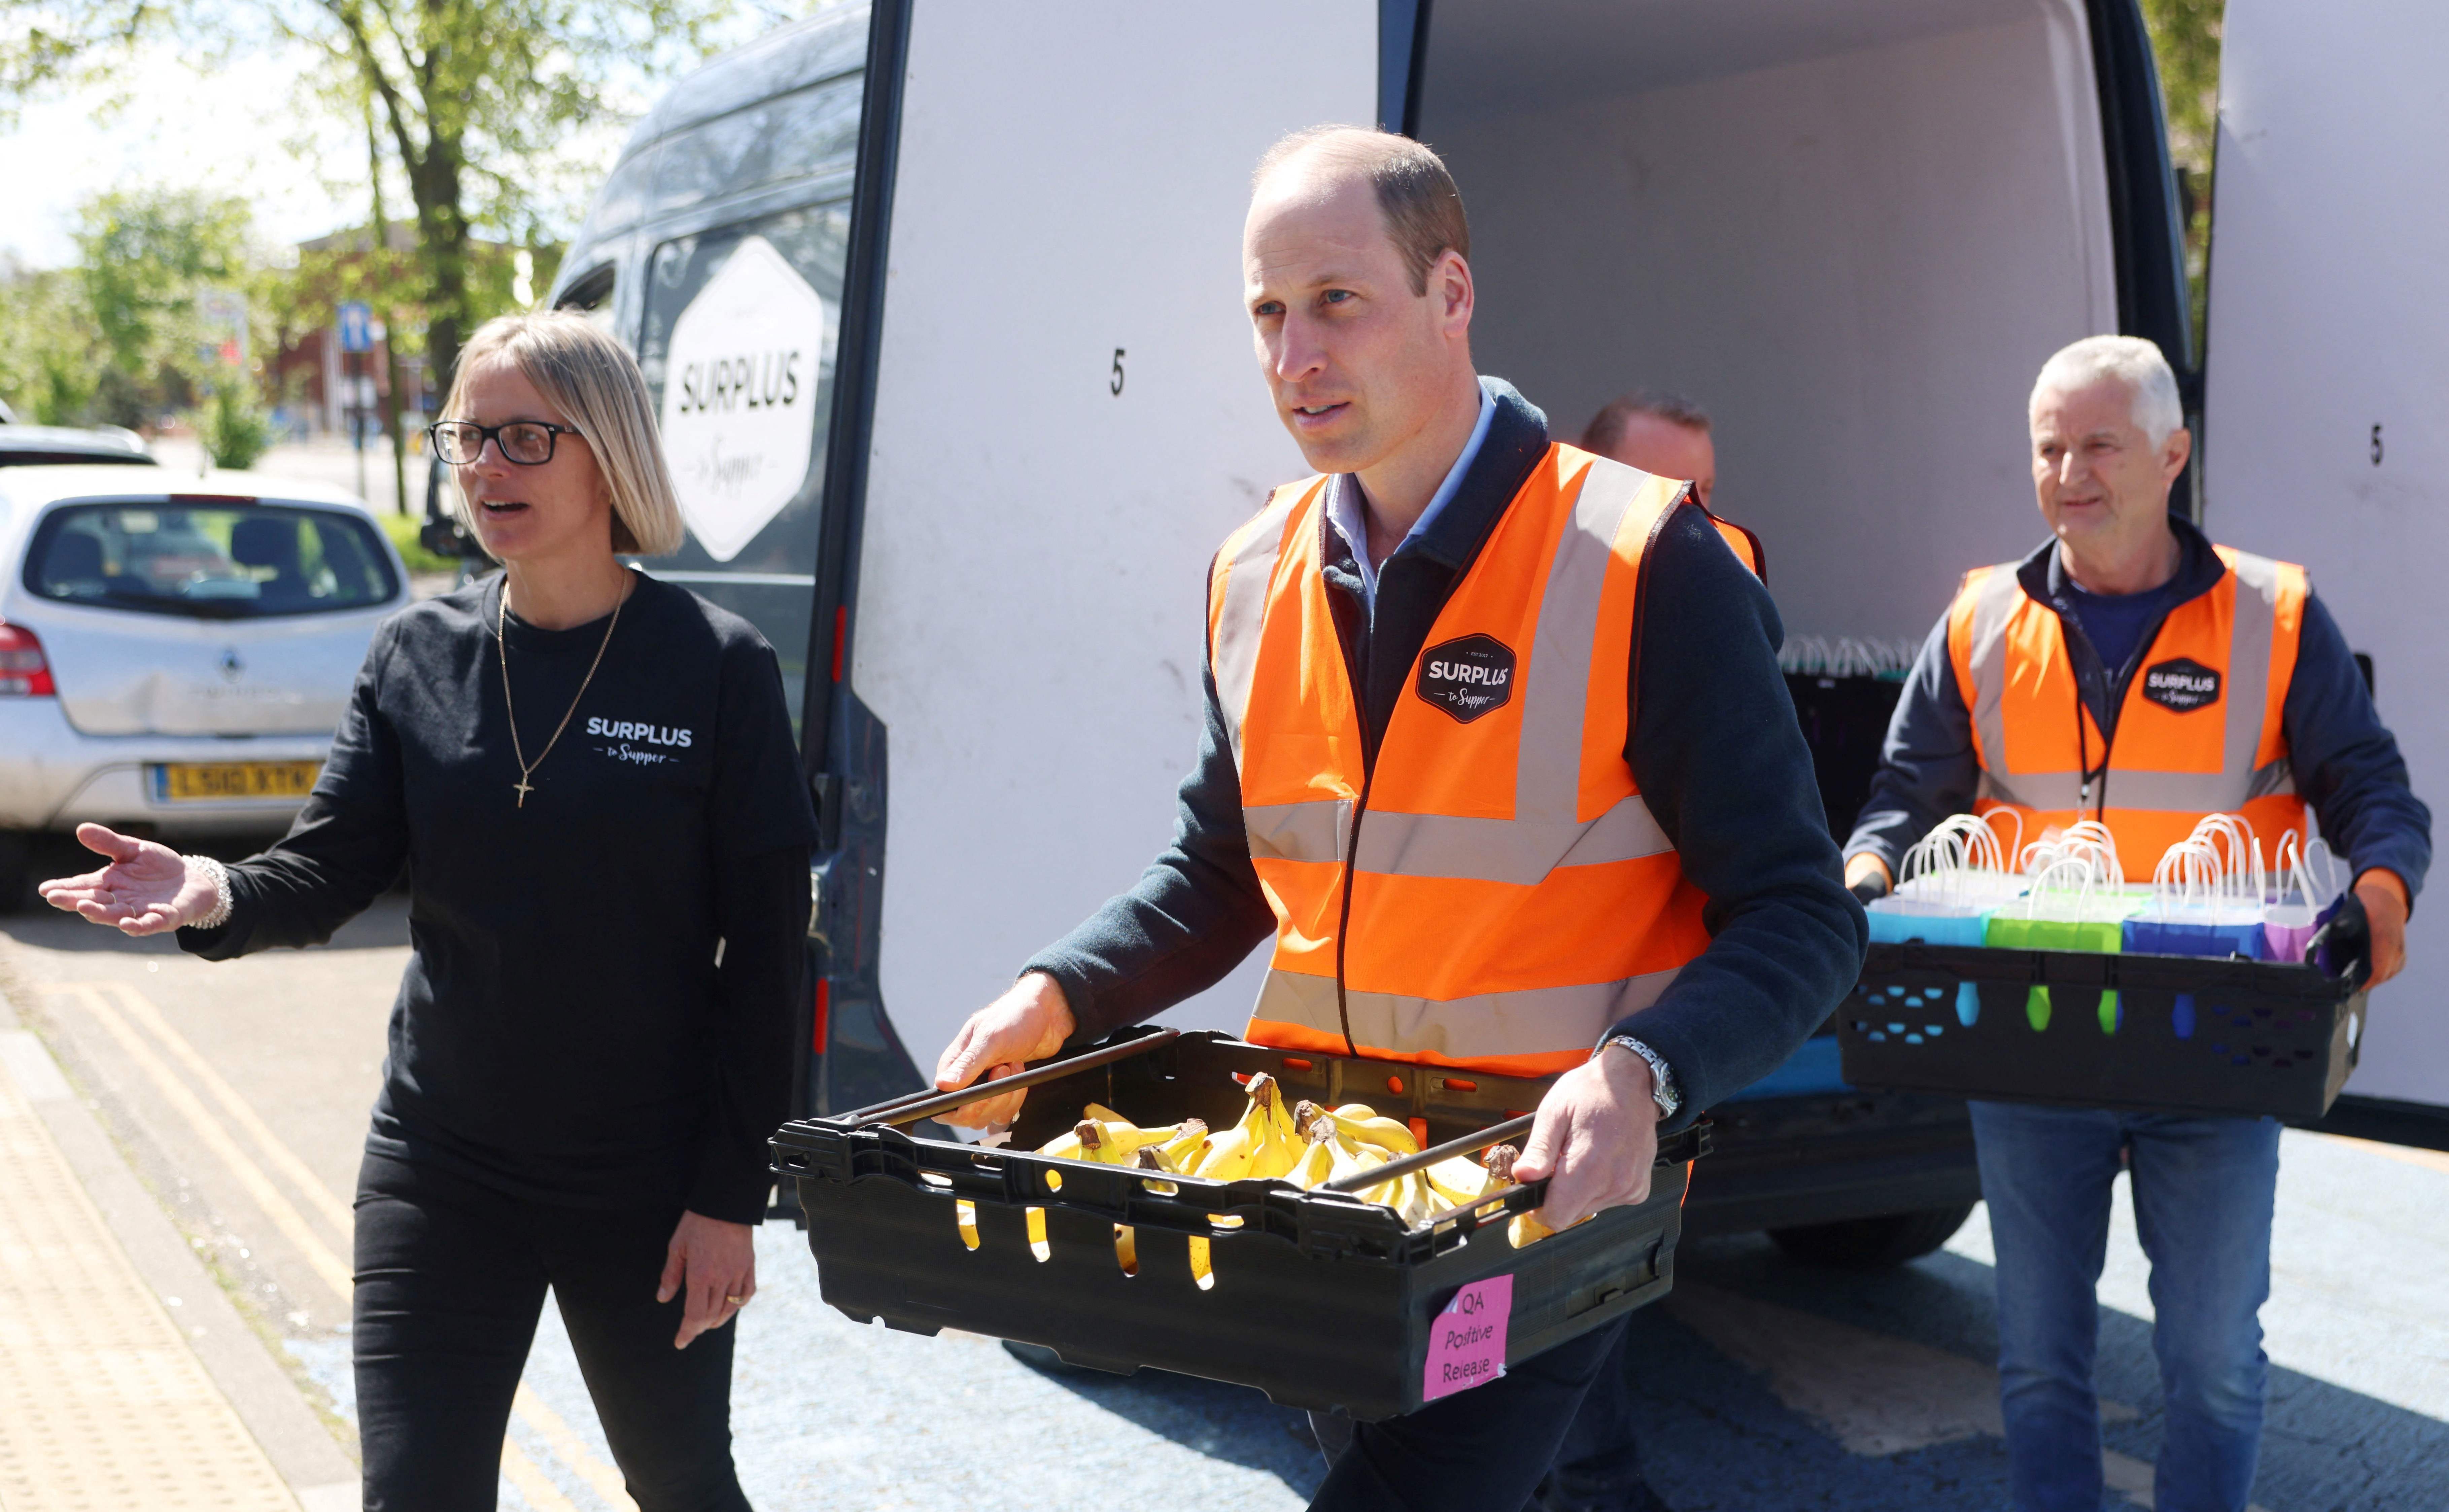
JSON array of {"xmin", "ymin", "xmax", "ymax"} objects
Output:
[{"xmin": 41, "ymin": 312, "xmax": 814, "ymax": 1511}]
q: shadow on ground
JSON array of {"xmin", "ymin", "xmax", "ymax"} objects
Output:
[
  {"xmin": 1005, "ymin": 1231, "xmax": 2448, "ymax": 1512},
  {"xmin": 1007, "ymin": 1345, "xmax": 1328, "ymax": 1502},
  {"xmin": 1659, "ymin": 1233, "xmax": 2449, "ymax": 1512}
]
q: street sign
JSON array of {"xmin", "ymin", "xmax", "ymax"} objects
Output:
[
  {"xmin": 195, "ymin": 289, "xmax": 248, "ymax": 367},
  {"xmin": 337, "ymin": 302, "xmax": 374, "ymax": 354}
]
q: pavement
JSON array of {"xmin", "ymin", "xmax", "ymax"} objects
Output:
[{"xmin": 0, "ymin": 897, "xmax": 2443, "ymax": 1511}]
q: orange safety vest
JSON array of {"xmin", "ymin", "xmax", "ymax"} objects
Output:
[
  {"xmin": 1207, "ymin": 445, "xmax": 1719, "ymax": 1077},
  {"xmin": 1945, "ymin": 544, "xmax": 2308, "ymax": 881},
  {"xmin": 1704, "ymin": 507, "xmax": 1764, "ymax": 582}
]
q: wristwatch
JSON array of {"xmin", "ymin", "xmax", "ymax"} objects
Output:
[{"xmin": 1599, "ymin": 1033, "xmax": 1682, "ymax": 1120}]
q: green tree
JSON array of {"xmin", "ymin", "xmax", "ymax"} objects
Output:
[
  {"xmin": 0, "ymin": 265, "xmax": 105, "ymax": 425},
  {"xmin": 199, "ymin": 373, "xmax": 275, "ymax": 468},
  {"xmin": 2141, "ymin": 0, "xmax": 2224, "ymax": 345},
  {"xmin": 76, "ymin": 188, "xmax": 254, "ymax": 384},
  {"xmin": 6, "ymin": 0, "xmax": 760, "ymax": 395}
]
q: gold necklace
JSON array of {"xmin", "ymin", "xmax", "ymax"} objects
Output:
[{"xmin": 497, "ymin": 573, "xmax": 629, "ymax": 808}]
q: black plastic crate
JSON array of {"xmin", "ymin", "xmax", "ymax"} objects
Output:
[
  {"xmin": 771, "ymin": 1029, "xmax": 1703, "ymax": 1420},
  {"xmin": 1839, "ymin": 936, "xmax": 2368, "ymax": 1121}
]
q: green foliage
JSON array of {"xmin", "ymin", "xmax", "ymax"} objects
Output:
[
  {"xmin": 2142, "ymin": 0, "xmax": 2223, "ymax": 165},
  {"xmin": 76, "ymin": 188, "xmax": 253, "ymax": 377},
  {"xmin": 5, "ymin": 0, "xmax": 755, "ymax": 391},
  {"xmin": 0, "ymin": 266, "xmax": 105, "ymax": 424},
  {"xmin": 2140, "ymin": 0, "xmax": 2225, "ymax": 355},
  {"xmin": 198, "ymin": 379, "xmax": 275, "ymax": 470},
  {"xmin": 379, "ymin": 508, "xmax": 461, "ymax": 574}
]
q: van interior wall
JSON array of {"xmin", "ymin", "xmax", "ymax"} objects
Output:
[{"xmin": 1422, "ymin": 0, "xmax": 2117, "ymax": 644}]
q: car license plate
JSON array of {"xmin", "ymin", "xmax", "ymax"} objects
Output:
[{"xmin": 151, "ymin": 762, "xmax": 322, "ymax": 802}]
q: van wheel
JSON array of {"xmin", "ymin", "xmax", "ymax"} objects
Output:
[
  {"xmin": 0, "ymin": 833, "xmax": 30, "ymax": 916},
  {"xmin": 1767, "ymin": 1202, "xmax": 1977, "ymax": 1270}
]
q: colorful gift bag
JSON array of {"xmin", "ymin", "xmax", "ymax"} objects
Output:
[
  {"xmin": 1867, "ymin": 900, "xmax": 1994, "ymax": 947},
  {"xmin": 2127, "ymin": 822, "xmax": 2271, "ymax": 960},
  {"xmin": 1985, "ymin": 857, "xmax": 2128, "ymax": 1031},
  {"xmin": 2263, "ymin": 831, "xmax": 2341, "ymax": 965}
]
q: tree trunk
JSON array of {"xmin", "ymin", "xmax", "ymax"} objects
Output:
[
  {"xmin": 367, "ymin": 104, "xmax": 410, "ymax": 516},
  {"xmin": 407, "ymin": 141, "xmax": 471, "ymax": 404}
]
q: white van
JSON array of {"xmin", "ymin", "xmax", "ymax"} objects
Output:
[{"xmin": 543, "ymin": 0, "xmax": 2449, "ymax": 1249}]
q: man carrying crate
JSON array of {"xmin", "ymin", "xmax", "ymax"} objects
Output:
[
  {"xmin": 928, "ymin": 125, "xmax": 1864, "ymax": 1511},
  {"xmin": 1843, "ymin": 335, "xmax": 2431, "ymax": 1512}
]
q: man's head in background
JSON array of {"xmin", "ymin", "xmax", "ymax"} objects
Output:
[{"xmin": 1581, "ymin": 391, "xmax": 1715, "ymax": 506}]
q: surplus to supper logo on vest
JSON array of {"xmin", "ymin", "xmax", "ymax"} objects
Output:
[
  {"xmin": 2142, "ymin": 656, "xmax": 2221, "ymax": 713},
  {"xmin": 1416, "ymin": 635, "xmax": 1517, "ymax": 723}
]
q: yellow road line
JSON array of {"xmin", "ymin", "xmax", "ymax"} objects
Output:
[
  {"xmin": 101, "ymin": 981, "xmax": 354, "ymax": 1233},
  {"xmin": 50, "ymin": 982, "xmax": 629, "ymax": 1512},
  {"xmin": 516, "ymin": 1383, "xmax": 637, "ymax": 1509},
  {"xmin": 2307, "ymin": 1130, "xmax": 2449, "ymax": 1176},
  {"xmin": 71, "ymin": 985, "xmax": 355, "ymax": 1300},
  {"xmin": 501, "ymin": 1432, "xmax": 592, "ymax": 1512}
]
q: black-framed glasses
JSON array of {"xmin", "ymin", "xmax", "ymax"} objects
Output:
[{"xmin": 427, "ymin": 419, "xmax": 583, "ymax": 466}]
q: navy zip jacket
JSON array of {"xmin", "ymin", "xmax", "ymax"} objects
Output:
[
  {"xmin": 1024, "ymin": 381, "xmax": 1865, "ymax": 1132},
  {"xmin": 1846, "ymin": 515, "xmax": 2431, "ymax": 901}
]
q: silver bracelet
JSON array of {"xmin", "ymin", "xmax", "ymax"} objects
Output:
[
  {"xmin": 186, "ymin": 856, "xmax": 234, "ymax": 930},
  {"xmin": 1599, "ymin": 1033, "xmax": 1682, "ymax": 1120}
]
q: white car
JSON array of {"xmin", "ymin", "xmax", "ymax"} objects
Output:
[{"xmin": 0, "ymin": 465, "xmax": 412, "ymax": 906}]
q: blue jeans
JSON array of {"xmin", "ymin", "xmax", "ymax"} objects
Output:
[{"xmin": 1970, "ymin": 1101, "xmax": 2281, "ymax": 1512}]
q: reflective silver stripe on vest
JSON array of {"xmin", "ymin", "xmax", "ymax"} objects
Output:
[
  {"xmin": 1246, "ymin": 794, "xmax": 1670, "ymax": 883},
  {"xmin": 2222, "ymin": 551, "xmax": 2282, "ymax": 780},
  {"xmin": 1211, "ymin": 485, "xmax": 1306, "ymax": 767},
  {"xmin": 1244, "ymin": 798, "xmax": 1352, "ymax": 865},
  {"xmin": 1966, "ymin": 551, "xmax": 2290, "ymax": 814},
  {"xmin": 1252, "ymin": 966, "xmax": 1680, "ymax": 1062},
  {"xmin": 1514, "ymin": 459, "xmax": 1648, "ymax": 825},
  {"xmin": 1960, "ymin": 565, "xmax": 2025, "ymax": 777},
  {"xmin": 1977, "ymin": 763, "xmax": 2295, "ymax": 813}
]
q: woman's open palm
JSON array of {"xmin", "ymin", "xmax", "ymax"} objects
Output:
[{"xmin": 38, "ymin": 823, "xmax": 212, "ymax": 936}]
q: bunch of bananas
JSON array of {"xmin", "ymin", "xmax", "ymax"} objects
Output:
[{"xmin": 1031, "ymin": 1071, "xmax": 1541, "ymax": 1237}]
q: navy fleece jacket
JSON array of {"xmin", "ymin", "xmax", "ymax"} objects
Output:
[
  {"xmin": 1022, "ymin": 381, "xmax": 1865, "ymax": 1133},
  {"xmin": 1846, "ymin": 515, "xmax": 2431, "ymax": 902}
]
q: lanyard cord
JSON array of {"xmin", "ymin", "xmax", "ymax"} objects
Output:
[{"xmin": 2073, "ymin": 661, "xmax": 2114, "ymax": 821}]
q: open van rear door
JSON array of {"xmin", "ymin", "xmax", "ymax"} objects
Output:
[
  {"xmin": 807, "ymin": 1, "xmax": 1378, "ymax": 1109},
  {"xmin": 2200, "ymin": 0, "xmax": 2449, "ymax": 1142}
]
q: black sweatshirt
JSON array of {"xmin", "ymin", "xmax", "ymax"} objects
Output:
[
  {"xmin": 1023, "ymin": 381, "xmax": 1866, "ymax": 1131},
  {"xmin": 180, "ymin": 571, "xmax": 818, "ymax": 1223}
]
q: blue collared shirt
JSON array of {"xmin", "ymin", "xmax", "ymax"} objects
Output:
[{"xmin": 1325, "ymin": 377, "xmax": 1499, "ymax": 613}]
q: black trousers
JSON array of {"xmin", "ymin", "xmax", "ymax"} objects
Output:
[
  {"xmin": 1531, "ymin": 1324, "xmax": 1667, "ymax": 1512},
  {"xmin": 352, "ymin": 1151, "xmax": 751, "ymax": 1512},
  {"xmin": 1308, "ymin": 1317, "xmax": 1632, "ymax": 1512}
]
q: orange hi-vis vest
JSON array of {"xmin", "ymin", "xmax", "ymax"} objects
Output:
[
  {"xmin": 1946, "ymin": 544, "xmax": 2308, "ymax": 881},
  {"xmin": 1703, "ymin": 508, "xmax": 1764, "ymax": 582},
  {"xmin": 1207, "ymin": 445, "xmax": 1718, "ymax": 1078}
]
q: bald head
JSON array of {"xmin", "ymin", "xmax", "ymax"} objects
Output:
[{"xmin": 1252, "ymin": 126, "xmax": 1469, "ymax": 296}]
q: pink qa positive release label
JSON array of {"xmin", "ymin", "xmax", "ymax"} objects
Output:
[{"xmin": 1422, "ymin": 1272, "xmax": 1513, "ymax": 1402}]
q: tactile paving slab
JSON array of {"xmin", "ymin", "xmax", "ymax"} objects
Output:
[{"xmin": 0, "ymin": 1078, "xmax": 301, "ymax": 1511}]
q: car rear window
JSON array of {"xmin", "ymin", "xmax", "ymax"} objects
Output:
[
  {"xmin": 24, "ymin": 501, "xmax": 399, "ymax": 619},
  {"xmin": 0, "ymin": 448, "xmax": 157, "ymax": 467}
]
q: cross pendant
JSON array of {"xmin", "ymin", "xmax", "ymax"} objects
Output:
[{"xmin": 513, "ymin": 775, "xmax": 534, "ymax": 808}]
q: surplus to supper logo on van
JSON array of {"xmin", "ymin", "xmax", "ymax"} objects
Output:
[
  {"xmin": 656, "ymin": 235, "xmax": 834, "ymax": 562},
  {"xmin": 2141, "ymin": 656, "xmax": 2221, "ymax": 713},
  {"xmin": 1416, "ymin": 635, "xmax": 1517, "ymax": 723},
  {"xmin": 587, "ymin": 716, "xmax": 694, "ymax": 766}
]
